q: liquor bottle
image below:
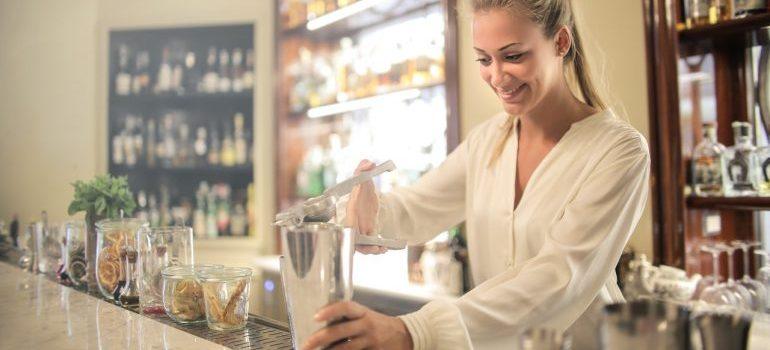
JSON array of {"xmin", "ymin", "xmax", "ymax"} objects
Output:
[
  {"xmin": 177, "ymin": 122, "xmax": 192, "ymax": 167},
  {"xmin": 115, "ymin": 45, "xmax": 132, "ymax": 96},
  {"xmin": 709, "ymin": 0, "xmax": 735, "ymax": 23},
  {"xmin": 135, "ymin": 190, "xmax": 149, "ymax": 223},
  {"xmin": 734, "ymin": 0, "xmax": 765, "ymax": 17},
  {"xmin": 723, "ymin": 121, "xmax": 758, "ymax": 196},
  {"xmin": 171, "ymin": 49, "xmax": 184, "ymax": 94},
  {"xmin": 242, "ymin": 49, "xmax": 255, "ymax": 91},
  {"xmin": 230, "ymin": 202, "xmax": 247, "ymax": 237},
  {"xmin": 208, "ymin": 124, "xmax": 221, "ymax": 166},
  {"xmin": 146, "ymin": 119, "xmax": 157, "ymax": 168},
  {"xmin": 684, "ymin": 1, "xmax": 711, "ymax": 27},
  {"xmin": 218, "ymin": 49, "xmax": 232, "ymax": 93},
  {"xmin": 155, "ymin": 47, "xmax": 172, "ymax": 94},
  {"xmin": 231, "ymin": 48, "xmax": 244, "ymax": 93},
  {"xmin": 112, "ymin": 133, "xmax": 124, "ymax": 165},
  {"xmin": 193, "ymin": 126, "xmax": 208, "ymax": 166},
  {"xmin": 215, "ymin": 184, "xmax": 231, "ymax": 235},
  {"xmin": 234, "ymin": 113, "xmax": 248, "ymax": 165},
  {"xmin": 183, "ymin": 51, "xmax": 200, "ymax": 94},
  {"xmin": 692, "ymin": 123, "xmax": 726, "ymax": 196},
  {"xmin": 221, "ymin": 123, "xmax": 236, "ymax": 167},
  {"xmin": 148, "ymin": 194, "xmax": 161, "ymax": 227},
  {"xmin": 131, "ymin": 51, "xmax": 151, "ymax": 95},
  {"xmin": 193, "ymin": 183, "xmax": 207, "ymax": 239},
  {"xmin": 202, "ymin": 47, "xmax": 219, "ymax": 94},
  {"xmin": 205, "ymin": 183, "xmax": 218, "ymax": 238}
]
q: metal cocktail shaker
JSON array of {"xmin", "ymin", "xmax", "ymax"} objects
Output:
[{"xmin": 279, "ymin": 223, "xmax": 354, "ymax": 350}]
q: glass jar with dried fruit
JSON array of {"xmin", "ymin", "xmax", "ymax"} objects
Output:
[
  {"xmin": 95, "ymin": 218, "xmax": 147, "ymax": 300},
  {"xmin": 197, "ymin": 266, "xmax": 253, "ymax": 331}
]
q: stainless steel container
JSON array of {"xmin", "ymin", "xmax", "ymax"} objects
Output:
[
  {"xmin": 599, "ymin": 299, "xmax": 690, "ymax": 350},
  {"xmin": 690, "ymin": 311, "xmax": 751, "ymax": 350},
  {"xmin": 279, "ymin": 222, "xmax": 354, "ymax": 350}
]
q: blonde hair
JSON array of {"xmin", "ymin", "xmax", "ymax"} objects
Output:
[{"xmin": 476, "ymin": 0, "xmax": 607, "ymax": 167}]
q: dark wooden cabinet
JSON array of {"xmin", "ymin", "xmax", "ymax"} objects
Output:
[{"xmin": 644, "ymin": 0, "xmax": 770, "ymax": 276}]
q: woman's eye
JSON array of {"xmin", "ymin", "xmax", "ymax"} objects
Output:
[
  {"xmin": 476, "ymin": 57, "xmax": 491, "ymax": 66},
  {"xmin": 505, "ymin": 53, "xmax": 525, "ymax": 62}
]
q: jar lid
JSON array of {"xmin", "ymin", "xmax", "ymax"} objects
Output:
[
  {"xmin": 196, "ymin": 266, "xmax": 253, "ymax": 281},
  {"xmin": 162, "ymin": 264, "xmax": 223, "ymax": 279}
]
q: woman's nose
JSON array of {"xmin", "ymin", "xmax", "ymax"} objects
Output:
[{"xmin": 489, "ymin": 63, "xmax": 509, "ymax": 88}]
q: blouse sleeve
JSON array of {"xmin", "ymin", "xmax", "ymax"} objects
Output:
[
  {"xmin": 398, "ymin": 133, "xmax": 650, "ymax": 349},
  {"xmin": 373, "ymin": 138, "xmax": 469, "ymax": 244}
]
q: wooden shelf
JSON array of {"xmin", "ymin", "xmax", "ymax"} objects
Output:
[
  {"xmin": 111, "ymin": 92, "xmax": 253, "ymax": 105},
  {"xmin": 678, "ymin": 13, "xmax": 770, "ymax": 42},
  {"xmin": 686, "ymin": 195, "xmax": 770, "ymax": 210},
  {"xmin": 280, "ymin": 0, "xmax": 440, "ymax": 39}
]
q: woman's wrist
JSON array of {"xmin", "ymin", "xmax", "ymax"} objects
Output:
[{"xmin": 395, "ymin": 317, "xmax": 414, "ymax": 350}]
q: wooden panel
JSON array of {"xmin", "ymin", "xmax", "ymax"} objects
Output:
[{"xmin": 644, "ymin": 0, "xmax": 686, "ymax": 267}]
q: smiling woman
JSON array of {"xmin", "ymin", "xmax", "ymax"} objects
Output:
[{"xmin": 304, "ymin": 0, "xmax": 650, "ymax": 350}]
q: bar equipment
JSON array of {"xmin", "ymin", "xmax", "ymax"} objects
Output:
[
  {"xmin": 276, "ymin": 160, "xmax": 407, "ymax": 349},
  {"xmin": 599, "ymin": 299, "xmax": 690, "ymax": 349}
]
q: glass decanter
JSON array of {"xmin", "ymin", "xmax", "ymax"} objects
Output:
[
  {"xmin": 723, "ymin": 121, "xmax": 758, "ymax": 196},
  {"xmin": 693, "ymin": 122, "xmax": 726, "ymax": 196}
]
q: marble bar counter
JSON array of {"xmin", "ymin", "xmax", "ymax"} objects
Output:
[{"xmin": 0, "ymin": 262, "xmax": 293, "ymax": 349}]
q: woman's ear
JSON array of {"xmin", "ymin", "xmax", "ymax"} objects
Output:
[{"xmin": 555, "ymin": 25, "xmax": 572, "ymax": 58}]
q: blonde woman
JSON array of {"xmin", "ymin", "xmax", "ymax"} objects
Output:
[{"xmin": 303, "ymin": 0, "xmax": 649, "ymax": 349}]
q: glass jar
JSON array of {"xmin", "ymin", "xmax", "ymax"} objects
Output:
[
  {"xmin": 63, "ymin": 221, "xmax": 87, "ymax": 287},
  {"xmin": 138, "ymin": 226, "xmax": 195, "ymax": 314},
  {"xmin": 197, "ymin": 267, "xmax": 253, "ymax": 331},
  {"xmin": 95, "ymin": 218, "xmax": 148, "ymax": 300},
  {"xmin": 161, "ymin": 264, "xmax": 221, "ymax": 324},
  {"xmin": 35, "ymin": 221, "xmax": 63, "ymax": 278}
]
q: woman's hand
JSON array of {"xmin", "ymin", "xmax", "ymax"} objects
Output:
[
  {"xmin": 302, "ymin": 301, "xmax": 413, "ymax": 350},
  {"xmin": 347, "ymin": 160, "xmax": 387, "ymax": 254}
]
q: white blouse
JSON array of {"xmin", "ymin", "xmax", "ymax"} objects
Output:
[{"xmin": 374, "ymin": 110, "xmax": 650, "ymax": 349}]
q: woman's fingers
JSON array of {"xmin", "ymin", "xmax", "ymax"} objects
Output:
[
  {"xmin": 355, "ymin": 245, "xmax": 388, "ymax": 255},
  {"xmin": 354, "ymin": 159, "xmax": 376, "ymax": 175},
  {"xmin": 314, "ymin": 301, "xmax": 367, "ymax": 322},
  {"xmin": 303, "ymin": 303, "xmax": 369, "ymax": 350},
  {"xmin": 327, "ymin": 336, "xmax": 369, "ymax": 350}
]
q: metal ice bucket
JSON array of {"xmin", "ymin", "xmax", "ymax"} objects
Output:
[{"xmin": 279, "ymin": 222, "xmax": 354, "ymax": 350}]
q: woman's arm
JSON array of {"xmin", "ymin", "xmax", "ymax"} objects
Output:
[
  {"xmin": 400, "ymin": 134, "xmax": 650, "ymax": 349},
  {"xmin": 343, "ymin": 138, "xmax": 470, "ymax": 245}
]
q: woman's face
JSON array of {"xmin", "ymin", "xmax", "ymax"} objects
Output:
[{"xmin": 473, "ymin": 9, "xmax": 566, "ymax": 116}]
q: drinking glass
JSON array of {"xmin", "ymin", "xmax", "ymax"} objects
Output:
[
  {"xmin": 755, "ymin": 249, "xmax": 770, "ymax": 310},
  {"xmin": 138, "ymin": 226, "xmax": 194, "ymax": 315},
  {"xmin": 716, "ymin": 242, "xmax": 754, "ymax": 309},
  {"xmin": 699, "ymin": 244, "xmax": 738, "ymax": 306},
  {"xmin": 732, "ymin": 240, "xmax": 767, "ymax": 311}
]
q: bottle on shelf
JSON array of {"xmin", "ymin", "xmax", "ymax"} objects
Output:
[
  {"xmin": 215, "ymin": 184, "xmax": 231, "ymax": 235},
  {"xmin": 208, "ymin": 123, "xmax": 221, "ymax": 166},
  {"xmin": 221, "ymin": 123, "xmax": 236, "ymax": 167},
  {"xmin": 115, "ymin": 45, "xmax": 132, "ymax": 96},
  {"xmin": 193, "ymin": 183, "xmax": 208, "ymax": 239},
  {"xmin": 218, "ymin": 48, "xmax": 232, "ymax": 93},
  {"xmin": 202, "ymin": 47, "xmax": 220, "ymax": 94},
  {"xmin": 131, "ymin": 51, "xmax": 151, "ymax": 95},
  {"xmin": 194, "ymin": 126, "xmax": 208, "ymax": 166},
  {"xmin": 693, "ymin": 122, "xmax": 726, "ymax": 196},
  {"xmin": 685, "ymin": 0, "xmax": 711, "ymax": 27},
  {"xmin": 723, "ymin": 121, "xmax": 758, "ymax": 196},
  {"xmin": 709, "ymin": 0, "xmax": 735, "ymax": 24},
  {"xmin": 243, "ymin": 49, "xmax": 255, "ymax": 91},
  {"xmin": 146, "ymin": 119, "xmax": 157, "ymax": 168},
  {"xmin": 234, "ymin": 113, "xmax": 248, "ymax": 165},
  {"xmin": 755, "ymin": 143, "xmax": 770, "ymax": 195},
  {"xmin": 155, "ymin": 46, "xmax": 173, "ymax": 94},
  {"xmin": 183, "ymin": 51, "xmax": 199, "ymax": 94},
  {"xmin": 171, "ymin": 47, "xmax": 185, "ymax": 95},
  {"xmin": 231, "ymin": 48, "xmax": 244, "ymax": 93},
  {"xmin": 734, "ymin": 0, "xmax": 767, "ymax": 17}
]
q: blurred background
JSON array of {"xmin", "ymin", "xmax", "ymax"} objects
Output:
[{"xmin": 0, "ymin": 0, "xmax": 651, "ymax": 320}]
